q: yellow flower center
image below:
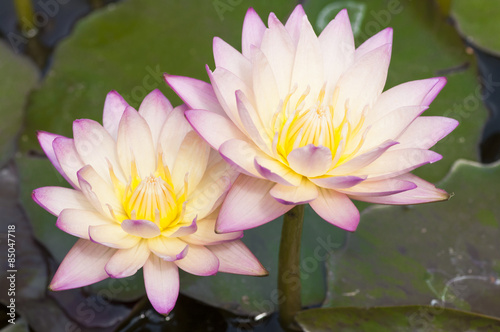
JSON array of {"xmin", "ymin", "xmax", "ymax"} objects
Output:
[
  {"xmin": 109, "ymin": 155, "xmax": 188, "ymax": 232},
  {"xmin": 270, "ymin": 85, "xmax": 367, "ymax": 169}
]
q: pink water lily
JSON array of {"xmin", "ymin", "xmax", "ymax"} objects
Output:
[
  {"xmin": 33, "ymin": 90, "xmax": 267, "ymax": 314},
  {"xmin": 166, "ymin": 5, "xmax": 458, "ymax": 233}
]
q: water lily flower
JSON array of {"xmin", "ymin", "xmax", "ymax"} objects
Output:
[
  {"xmin": 166, "ymin": 5, "xmax": 458, "ymax": 233},
  {"xmin": 32, "ymin": 89, "xmax": 267, "ymax": 314}
]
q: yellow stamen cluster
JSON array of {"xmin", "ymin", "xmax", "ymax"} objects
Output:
[
  {"xmin": 109, "ymin": 155, "xmax": 188, "ymax": 232},
  {"xmin": 270, "ymin": 85, "xmax": 368, "ymax": 170}
]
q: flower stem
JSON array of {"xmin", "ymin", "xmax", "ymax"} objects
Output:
[{"xmin": 278, "ymin": 204, "xmax": 305, "ymax": 331}]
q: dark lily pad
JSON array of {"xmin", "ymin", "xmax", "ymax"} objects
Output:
[
  {"xmin": 323, "ymin": 159, "xmax": 500, "ymax": 318},
  {"xmin": 296, "ymin": 306, "xmax": 500, "ymax": 332},
  {"xmin": 0, "ymin": 41, "xmax": 38, "ymax": 167},
  {"xmin": 305, "ymin": 0, "xmax": 488, "ymax": 183},
  {"xmin": 451, "ymin": 0, "xmax": 500, "ymax": 57}
]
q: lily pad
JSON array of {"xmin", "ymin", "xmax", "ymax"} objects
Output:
[
  {"xmin": 305, "ymin": 0, "xmax": 488, "ymax": 183},
  {"xmin": 323, "ymin": 159, "xmax": 500, "ymax": 318},
  {"xmin": 0, "ymin": 41, "xmax": 38, "ymax": 167},
  {"xmin": 451, "ymin": 0, "xmax": 500, "ymax": 56},
  {"xmin": 19, "ymin": 0, "xmax": 298, "ymax": 153},
  {"xmin": 296, "ymin": 306, "xmax": 500, "ymax": 332}
]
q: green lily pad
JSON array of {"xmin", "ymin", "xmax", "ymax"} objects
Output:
[
  {"xmin": 451, "ymin": 0, "xmax": 500, "ymax": 56},
  {"xmin": 19, "ymin": 0, "xmax": 297, "ymax": 153},
  {"xmin": 0, "ymin": 41, "xmax": 38, "ymax": 167},
  {"xmin": 305, "ymin": 0, "xmax": 487, "ymax": 183},
  {"xmin": 323, "ymin": 159, "xmax": 500, "ymax": 318},
  {"xmin": 296, "ymin": 306, "xmax": 500, "ymax": 332}
]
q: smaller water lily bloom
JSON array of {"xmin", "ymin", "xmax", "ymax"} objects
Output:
[
  {"xmin": 166, "ymin": 6, "xmax": 458, "ymax": 233},
  {"xmin": 33, "ymin": 90, "xmax": 267, "ymax": 315}
]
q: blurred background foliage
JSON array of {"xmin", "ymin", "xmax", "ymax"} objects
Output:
[{"xmin": 1, "ymin": 0, "xmax": 500, "ymax": 331}]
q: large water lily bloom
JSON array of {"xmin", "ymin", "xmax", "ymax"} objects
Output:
[
  {"xmin": 166, "ymin": 6, "xmax": 458, "ymax": 233},
  {"xmin": 32, "ymin": 90, "xmax": 267, "ymax": 314}
]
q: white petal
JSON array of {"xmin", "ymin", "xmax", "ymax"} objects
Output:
[
  {"xmin": 395, "ymin": 116, "xmax": 459, "ymax": 150},
  {"xmin": 219, "ymin": 138, "xmax": 263, "ymax": 177},
  {"xmin": 270, "ymin": 177, "xmax": 318, "ymax": 205},
  {"xmin": 105, "ymin": 240, "xmax": 150, "ymax": 278},
  {"xmin": 172, "ymin": 131, "xmax": 210, "ymax": 195},
  {"xmin": 174, "ymin": 244, "xmax": 219, "ymax": 276},
  {"xmin": 214, "ymin": 37, "xmax": 252, "ymax": 86},
  {"xmin": 52, "ymin": 137, "xmax": 84, "ymax": 189},
  {"xmin": 287, "ymin": 145, "xmax": 332, "ymax": 177},
  {"xmin": 143, "ymin": 256, "xmax": 179, "ymax": 315},
  {"xmin": 254, "ymin": 155, "xmax": 302, "ymax": 186},
  {"xmin": 181, "ymin": 217, "xmax": 242, "ymax": 246},
  {"xmin": 242, "ymin": 7, "xmax": 266, "ymax": 58},
  {"xmin": 309, "ymin": 188, "xmax": 359, "ymax": 231},
  {"xmin": 217, "ymin": 175, "xmax": 294, "ymax": 233},
  {"xmin": 50, "ymin": 239, "xmax": 115, "ymax": 290},
  {"xmin": 210, "ymin": 240, "xmax": 268, "ymax": 276},
  {"xmin": 89, "ymin": 224, "xmax": 140, "ymax": 249},
  {"xmin": 148, "ymin": 236, "xmax": 189, "ymax": 261},
  {"xmin": 138, "ymin": 89, "xmax": 172, "ymax": 148},
  {"xmin": 116, "ymin": 106, "xmax": 156, "ymax": 179},
  {"xmin": 32, "ymin": 186, "xmax": 94, "ymax": 217},
  {"xmin": 121, "ymin": 219, "xmax": 161, "ymax": 238},
  {"xmin": 57, "ymin": 209, "xmax": 111, "ymax": 239},
  {"xmin": 336, "ymin": 178, "xmax": 417, "ymax": 197},
  {"xmin": 102, "ymin": 90, "xmax": 129, "ymax": 140},
  {"xmin": 284, "ymin": 5, "xmax": 306, "ymax": 45}
]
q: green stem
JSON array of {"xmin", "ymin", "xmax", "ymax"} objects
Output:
[
  {"xmin": 278, "ymin": 204, "xmax": 305, "ymax": 331},
  {"xmin": 13, "ymin": 0, "xmax": 36, "ymax": 36}
]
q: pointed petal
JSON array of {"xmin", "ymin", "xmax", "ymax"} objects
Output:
[
  {"xmin": 143, "ymin": 256, "xmax": 179, "ymax": 315},
  {"xmin": 172, "ymin": 131, "xmax": 210, "ymax": 195},
  {"xmin": 219, "ymin": 138, "xmax": 263, "ymax": 177},
  {"xmin": 38, "ymin": 131, "xmax": 73, "ymax": 186},
  {"xmin": 348, "ymin": 173, "xmax": 450, "ymax": 204},
  {"xmin": 363, "ymin": 105, "xmax": 428, "ymax": 150},
  {"xmin": 116, "ymin": 106, "xmax": 156, "ymax": 178},
  {"xmin": 169, "ymin": 217, "xmax": 197, "ymax": 237},
  {"xmin": 309, "ymin": 188, "xmax": 359, "ymax": 231},
  {"xmin": 77, "ymin": 165, "xmax": 125, "ymax": 218},
  {"xmin": 121, "ymin": 219, "xmax": 161, "ymax": 238},
  {"xmin": 148, "ymin": 237, "xmax": 189, "ymax": 261},
  {"xmin": 284, "ymin": 5, "xmax": 306, "ymax": 44},
  {"xmin": 52, "ymin": 137, "xmax": 85, "ymax": 189},
  {"xmin": 181, "ymin": 217, "xmax": 242, "ymax": 246},
  {"xmin": 103, "ymin": 90, "xmax": 129, "ymax": 140},
  {"xmin": 260, "ymin": 14, "xmax": 295, "ymax": 98},
  {"xmin": 217, "ymin": 175, "xmax": 294, "ymax": 233},
  {"xmin": 157, "ymin": 105, "xmax": 192, "ymax": 170},
  {"xmin": 105, "ymin": 241, "xmax": 150, "ymax": 278},
  {"xmin": 270, "ymin": 177, "xmax": 318, "ymax": 205},
  {"xmin": 330, "ymin": 140, "xmax": 398, "ymax": 175},
  {"xmin": 395, "ymin": 116, "xmax": 459, "ymax": 150},
  {"xmin": 50, "ymin": 239, "xmax": 115, "ymax": 290},
  {"xmin": 335, "ymin": 44, "xmax": 392, "ymax": 118},
  {"xmin": 254, "ymin": 156, "xmax": 302, "ymax": 186},
  {"xmin": 337, "ymin": 178, "xmax": 416, "ymax": 196},
  {"xmin": 89, "ymin": 224, "xmax": 140, "ymax": 249},
  {"xmin": 174, "ymin": 244, "xmax": 219, "ymax": 276},
  {"xmin": 214, "ymin": 37, "xmax": 252, "ymax": 85},
  {"xmin": 210, "ymin": 240, "xmax": 268, "ymax": 276},
  {"xmin": 32, "ymin": 187, "xmax": 93, "ymax": 217},
  {"xmin": 291, "ymin": 16, "xmax": 324, "ymax": 103},
  {"xmin": 185, "ymin": 109, "xmax": 247, "ymax": 150},
  {"xmin": 310, "ymin": 175, "xmax": 366, "ymax": 189},
  {"xmin": 73, "ymin": 119, "xmax": 125, "ymax": 184},
  {"xmin": 57, "ymin": 209, "xmax": 111, "ymax": 239},
  {"xmin": 318, "ymin": 9, "xmax": 354, "ymax": 97},
  {"xmin": 287, "ymin": 145, "xmax": 332, "ymax": 177},
  {"xmin": 251, "ymin": 45, "xmax": 281, "ymax": 127},
  {"xmin": 138, "ymin": 89, "xmax": 172, "ymax": 148},
  {"xmin": 370, "ymin": 77, "xmax": 447, "ymax": 121},
  {"xmin": 354, "ymin": 27, "xmax": 393, "ymax": 61},
  {"xmin": 352, "ymin": 148, "xmax": 443, "ymax": 180},
  {"xmin": 242, "ymin": 7, "xmax": 266, "ymax": 58},
  {"xmin": 165, "ymin": 74, "xmax": 225, "ymax": 116}
]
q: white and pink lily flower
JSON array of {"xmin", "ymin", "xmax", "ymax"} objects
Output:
[
  {"xmin": 166, "ymin": 5, "xmax": 458, "ymax": 233},
  {"xmin": 33, "ymin": 89, "xmax": 267, "ymax": 315}
]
